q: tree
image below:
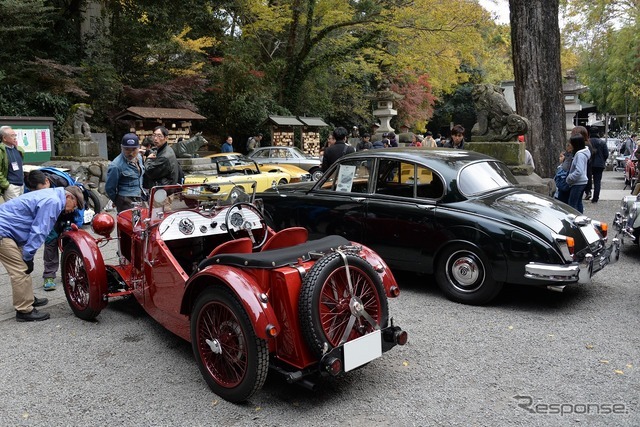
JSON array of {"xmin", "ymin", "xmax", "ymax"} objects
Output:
[{"xmin": 510, "ymin": 0, "xmax": 565, "ymax": 178}]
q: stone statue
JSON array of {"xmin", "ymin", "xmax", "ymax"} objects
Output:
[
  {"xmin": 471, "ymin": 84, "xmax": 529, "ymax": 142},
  {"xmin": 61, "ymin": 103, "xmax": 94, "ymax": 138},
  {"xmin": 174, "ymin": 133, "xmax": 208, "ymax": 158}
]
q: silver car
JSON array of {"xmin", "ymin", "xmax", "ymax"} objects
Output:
[{"xmin": 249, "ymin": 146, "xmax": 323, "ymax": 180}]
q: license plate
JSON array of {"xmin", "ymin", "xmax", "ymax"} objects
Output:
[
  {"xmin": 343, "ymin": 330, "xmax": 382, "ymax": 372},
  {"xmin": 581, "ymin": 225, "xmax": 601, "ymax": 244}
]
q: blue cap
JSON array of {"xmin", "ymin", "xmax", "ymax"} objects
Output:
[{"xmin": 121, "ymin": 133, "xmax": 139, "ymax": 148}]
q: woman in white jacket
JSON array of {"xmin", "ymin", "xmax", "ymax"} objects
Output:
[{"xmin": 565, "ymin": 134, "xmax": 591, "ymax": 213}]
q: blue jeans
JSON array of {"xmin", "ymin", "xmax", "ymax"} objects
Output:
[{"xmin": 568, "ymin": 184, "xmax": 586, "ymax": 213}]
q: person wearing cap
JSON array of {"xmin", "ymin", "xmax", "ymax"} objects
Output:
[
  {"xmin": 106, "ymin": 133, "xmax": 146, "ymax": 212},
  {"xmin": 0, "ymin": 185, "xmax": 83, "ymax": 321},
  {"xmin": 25, "ymin": 168, "xmax": 86, "ymax": 291}
]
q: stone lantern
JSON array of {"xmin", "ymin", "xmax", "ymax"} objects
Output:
[
  {"xmin": 563, "ymin": 70, "xmax": 588, "ymax": 138},
  {"xmin": 366, "ymin": 79, "xmax": 404, "ymax": 136}
]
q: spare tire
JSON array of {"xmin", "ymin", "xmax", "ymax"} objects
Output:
[{"xmin": 298, "ymin": 252, "xmax": 388, "ymax": 357}]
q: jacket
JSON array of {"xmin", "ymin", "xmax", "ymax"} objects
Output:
[
  {"xmin": 0, "ymin": 143, "xmax": 24, "ymax": 191},
  {"xmin": 566, "ymin": 147, "xmax": 591, "ymax": 186},
  {"xmin": 0, "ymin": 187, "xmax": 66, "ymax": 261},
  {"xmin": 590, "ymin": 137, "xmax": 609, "ymax": 169},
  {"xmin": 144, "ymin": 143, "xmax": 180, "ymax": 188},
  {"xmin": 321, "ymin": 141, "xmax": 355, "ymax": 171},
  {"xmin": 105, "ymin": 153, "xmax": 145, "ymax": 201}
]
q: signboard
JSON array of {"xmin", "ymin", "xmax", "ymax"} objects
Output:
[{"xmin": 0, "ymin": 117, "xmax": 55, "ymax": 163}]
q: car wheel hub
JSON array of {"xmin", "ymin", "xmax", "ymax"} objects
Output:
[
  {"xmin": 450, "ymin": 256, "xmax": 480, "ymax": 287},
  {"xmin": 205, "ymin": 338, "xmax": 222, "ymax": 354}
]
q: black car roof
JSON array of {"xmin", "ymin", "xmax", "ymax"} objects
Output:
[{"xmin": 342, "ymin": 147, "xmax": 497, "ymax": 169}]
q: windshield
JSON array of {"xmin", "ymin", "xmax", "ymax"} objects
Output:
[
  {"xmin": 146, "ymin": 182, "xmax": 258, "ymax": 221},
  {"xmin": 291, "ymin": 146, "xmax": 314, "ymax": 158},
  {"xmin": 213, "ymin": 156, "xmax": 260, "ymax": 175},
  {"xmin": 458, "ymin": 161, "xmax": 518, "ymax": 196}
]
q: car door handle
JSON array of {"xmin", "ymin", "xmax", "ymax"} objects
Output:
[
  {"xmin": 416, "ymin": 204, "xmax": 435, "ymax": 209},
  {"xmin": 351, "ymin": 197, "xmax": 366, "ymax": 202}
]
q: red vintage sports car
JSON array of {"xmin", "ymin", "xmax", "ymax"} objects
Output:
[{"xmin": 59, "ymin": 183, "xmax": 407, "ymax": 402}]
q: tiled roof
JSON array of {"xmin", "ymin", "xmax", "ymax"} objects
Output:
[{"xmin": 115, "ymin": 107, "xmax": 206, "ymax": 120}]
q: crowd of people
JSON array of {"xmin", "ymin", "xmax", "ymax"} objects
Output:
[
  {"xmin": 0, "ymin": 125, "xmax": 187, "ymax": 322},
  {"xmin": 554, "ymin": 125, "xmax": 611, "ymax": 213}
]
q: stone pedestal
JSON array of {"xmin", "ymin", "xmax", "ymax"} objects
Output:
[
  {"xmin": 178, "ymin": 157, "xmax": 217, "ymax": 174},
  {"xmin": 56, "ymin": 136, "xmax": 101, "ymax": 158},
  {"xmin": 465, "ymin": 141, "xmax": 550, "ymax": 195}
]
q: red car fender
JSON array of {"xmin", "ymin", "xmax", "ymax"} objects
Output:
[
  {"xmin": 60, "ymin": 228, "xmax": 108, "ymax": 313},
  {"xmin": 354, "ymin": 243, "xmax": 400, "ymax": 298},
  {"xmin": 182, "ymin": 266, "xmax": 280, "ymax": 340}
]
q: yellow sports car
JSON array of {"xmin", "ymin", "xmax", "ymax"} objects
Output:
[
  {"xmin": 185, "ymin": 155, "xmax": 293, "ymax": 195},
  {"xmin": 205, "ymin": 153, "xmax": 312, "ymax": 183}
]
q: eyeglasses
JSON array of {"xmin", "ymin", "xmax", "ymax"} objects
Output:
[{"xmin": 153, "ymin": 133, "xmax": 165, "ymax": 138}]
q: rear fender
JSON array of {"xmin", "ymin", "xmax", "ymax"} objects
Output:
[
  {"xmin": 354, "ymin": 243, "xmax": 399, "ymax": 298},
  {"xmin": 182, "ymin": 266, "xmax": 280, "ymax": 340},
  {"xmin": 60, "ymin": 228, "xmax": 108, "ymax": 312}
]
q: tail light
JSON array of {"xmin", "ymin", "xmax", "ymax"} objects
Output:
[
  {"xmin": 395, "ymin": 330, "xmax": 408, "ymax": 346},
  {"xmin": 265, "ymin": 324, "xmax": 278, "ymax": 338},
  {"xmin": 593, "ymin": 221, "xmax": 608, "ymax": 238},
  {"xmin": 566, "ymin": 236, "xmax": 575, "ymax": 255},
  {"xmin": 324, "ymin": 357, "xmax": 342, "ymax": 376}
]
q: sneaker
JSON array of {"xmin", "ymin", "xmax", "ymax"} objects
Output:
[
  {"xmin": 584, "ymin": 192, "xmax": 591, "ymax": 200},
  {"xmin": 43, "ymin": 278, "xmax": 56, "ymax": 291},
  {"xmin": 16, "ymin": 308, "xmax": 50, "ymax": 322}
]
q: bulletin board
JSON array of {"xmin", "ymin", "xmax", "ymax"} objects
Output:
[{"xmin": 0, "ymin": 117, "xmax": 55, "ymax": 163}]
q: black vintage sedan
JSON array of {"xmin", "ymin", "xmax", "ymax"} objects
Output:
[{"xmin": 259, "ymin": 148, "xmax": 620, "ymax": 305}]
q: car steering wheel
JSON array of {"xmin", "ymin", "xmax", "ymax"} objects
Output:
[{"xmin": 224, "ymin": 203, "xmax": 269, "ymax": 249}]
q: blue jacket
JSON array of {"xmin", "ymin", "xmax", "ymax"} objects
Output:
[
  {"xmin": 105, "ymin": 153, "xmax": 145, "ymax": 202},
  {"xmin": 566, "ymin": 147, "xmax": 591, "ymax": 186},
  {"xmin": 0, "ymin": 188, "xmax": 66, "ymax": 261}
]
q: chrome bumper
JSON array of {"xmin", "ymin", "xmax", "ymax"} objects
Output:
[
  {"xmin": 525, "ymin": 238, "xmax": 620, "ymax": 285},
  {"xmin": 613, "ymin": 212, "xmax": 637, "ymax": 244}
]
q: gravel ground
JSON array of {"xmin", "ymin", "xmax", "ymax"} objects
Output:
[{"xmin": 0, "ymin": 171, "xmax": 637, "ymax": 426}]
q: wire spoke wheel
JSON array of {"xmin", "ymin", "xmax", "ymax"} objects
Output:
[
  {"xmin": 299, "ymin": 252, "xmax": 388, "ymax": 357},
  {"xmin": 61, "ymin": 244, "xmax": 101, "ymax": 320},
  {"xmin": 191, "ymin": 288, "xmax": 268, "ymax": 403}
]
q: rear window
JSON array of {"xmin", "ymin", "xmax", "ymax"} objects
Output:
[{"xmin": 458, "ymin": 161, "xmax": 518, "ymax": 196}]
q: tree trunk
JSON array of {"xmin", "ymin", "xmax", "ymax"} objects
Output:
[{"xmin": 509, "ymin": 0, "xmax": 565, "ymax": 178}]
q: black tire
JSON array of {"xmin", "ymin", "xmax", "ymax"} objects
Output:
[
  {"xmin": 310, "ymin": 168, "xmax": 323, "ymax": 181},
  {"xmin": 278, "ymin": 178, "xmax": 288, "ymax": 185},
  {"xmin": 61, "ymin": 243, "xmax": 102, "ymax": 320},
  {"xmin": 435, "ymin": 243, "xmax": 503, "ymax": 305},
  {"xmin": 298, "ymin": 252, "xmax": 388, "ymax": 358},
  {"xmin": 85, "ymin": 189, "xmax": 102, "ymax": 214},
  {"xmin": 191, "ymin": 287, "xmax": 269, "ymax": 403}
]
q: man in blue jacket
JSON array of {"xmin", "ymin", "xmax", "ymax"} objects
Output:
[
  {"xmin": 0, "ymin": 186, "xmax": 84, "ymax": 321},
  {"xmin": 105, "ymin": 133, "xmax": 145, "ymax": 212}
]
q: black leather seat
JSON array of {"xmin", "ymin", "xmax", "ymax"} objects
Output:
[{"xmin": 198, "ymin": 235, "xmax": 350, "ymax": 270}]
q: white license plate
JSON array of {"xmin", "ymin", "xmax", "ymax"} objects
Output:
[
  {"xmin": 581, "ymin": 225, "xmax": 601, "ymax": 244},
  {"xmin": 343, "ymin": 330, "xmax": 382, "ymax": 372}
]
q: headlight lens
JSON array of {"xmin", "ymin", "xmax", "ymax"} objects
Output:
[{"xmin": 621, "ymin": 195, "xmax": 636, "ymax": 215}]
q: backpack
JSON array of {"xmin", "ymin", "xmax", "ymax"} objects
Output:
[{"xmin": 554, "ymin": 167, "xmax": 570, "ymax": 192}]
